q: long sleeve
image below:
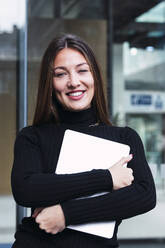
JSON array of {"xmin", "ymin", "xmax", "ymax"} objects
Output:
[
  {"xmin": 11, "ymin": 127, "xmax": 113, "ymax": 208},
  {"xmin": 61, "ymin": 127, "xmax": 156, "ymax": 226}
]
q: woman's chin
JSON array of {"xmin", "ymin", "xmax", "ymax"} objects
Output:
[{"xmin": 66, "ymin": 105, "xmax": 90, "ymax": 112}]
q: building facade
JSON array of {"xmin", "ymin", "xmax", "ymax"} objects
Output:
[{"xmin": 0, "ymin": 0, "xmax": 165, "ymax": 245}]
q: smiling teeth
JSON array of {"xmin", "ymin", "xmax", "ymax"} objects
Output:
[{"xmin": 68, "ymin": 91, "xmax": 83, "ymax": 96}]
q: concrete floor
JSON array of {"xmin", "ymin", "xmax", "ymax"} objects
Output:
[
  {"xmin": 1, "ymin": 242, "xmax": 165, "ymax": 248},
  {"xmin": 119, "ymin": 244, "xmax": 165, "ymax": 248}
]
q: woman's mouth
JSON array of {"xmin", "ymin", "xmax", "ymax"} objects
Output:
[{"xmin": 66, "ymin": 91, "xmax": 85, "ymax": 100}]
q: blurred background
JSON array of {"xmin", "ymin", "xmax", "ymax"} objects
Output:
[{"xmin": 0, "ymin": 0, "xmax": 165, "ymax": 247}]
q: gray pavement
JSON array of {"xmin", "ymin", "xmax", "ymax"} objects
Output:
[{"xmin": 119, "ymin": 244, "xmax": 165, "ymax": 248}]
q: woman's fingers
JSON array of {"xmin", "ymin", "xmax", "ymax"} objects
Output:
[
  {"xmin": 35, "ymin": 205, "xmax": 65, "ymax": 235},
  {"xmin": 117, "ymin": 154, "xmax": 133, "ymax": 167},
  {"xmin": 39, "ymin": 221, "xmax": 61, "ymax": 234},
  {"xmin": 109, "ymin": 154, "xmax": 134, "ymax": 190}
]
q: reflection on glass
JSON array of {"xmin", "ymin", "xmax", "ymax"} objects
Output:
[
  {"xmin": 124, "ymin": 42, "xmax": 165, "ymax": 91},
  {"xmin": 126, "ymin": 114, "xmax": 164, "ymax": 186},
  {"xmin": 0, "ymin": 0, "xmax": 21, "ymax": 244},
  {"xmin": 28, "ymin": 0, "xmax": 106, "ymax": 20},
  {"xmin": 136, "ymin": 1, "xmax": 165, "ymax": 23},
  {"xmin": 113, "ymin": 0, "xmax": 165, "ymax": 239},
  {"xmin": 0, "ymin": 0, "xmax": 26, "ymax": 33}
]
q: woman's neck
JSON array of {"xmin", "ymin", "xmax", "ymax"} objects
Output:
[{"xmin": 58, "ymin": 105, "xmax": 98, "ymax": 126}]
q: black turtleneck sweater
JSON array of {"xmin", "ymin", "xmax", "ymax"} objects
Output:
[{"xmin": 11, "ymin": 108, "xmax": 156, "ymax": 248}]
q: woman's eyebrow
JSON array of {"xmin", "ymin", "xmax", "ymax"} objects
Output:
[
  {"xmin": 54, "ymin": 63, "xmax": 88, "ymax": 71},
  {"xmin": 76, "ymin": 63, "xmax": 88, "ymax": 67},
  {"xmin": 54, "ymin": 66, "xmax": 66, "ymax": 71}
]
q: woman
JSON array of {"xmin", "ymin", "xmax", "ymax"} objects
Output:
[{"xmin": 11, "ymin": 34, "xmax": 156, "ymax": 248}]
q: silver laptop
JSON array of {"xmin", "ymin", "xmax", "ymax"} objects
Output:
[{"xmin": 56, "ymin": 129, "xmax": 130, "ymax": 238}]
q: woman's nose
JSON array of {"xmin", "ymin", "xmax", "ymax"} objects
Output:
[{"xmin": 67, "ymin": 72, "xmax": 80, "ymax": 87}]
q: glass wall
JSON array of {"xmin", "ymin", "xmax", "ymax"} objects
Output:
[
  {"xmin": 0, "ymin": 0, "xmax": 20, "ymax": 244},
  {"xmin": 113, "ymin": 0, "xmax": 165, "ymax": 241}
]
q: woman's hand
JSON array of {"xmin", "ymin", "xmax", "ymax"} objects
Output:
[
  {"xmin": 109, "ymin": 154, "xmax": 134, "ymax": 190},
  {"xmin": 35, "ymin": 205, "xmax": 65, "ymax": 234}
]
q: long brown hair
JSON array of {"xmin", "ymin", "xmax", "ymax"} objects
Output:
[{"xmin": 33, "ymin": 33, "xmax": 112, "ymax": 126}]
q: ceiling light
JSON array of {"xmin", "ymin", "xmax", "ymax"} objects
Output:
[
  {"xmin": 146, "ymin": 46, "xmax": 154, "ymax": 52},
  {"xmin": 130, "ymin": 47, "xmax": 138, "ymax": 56}
]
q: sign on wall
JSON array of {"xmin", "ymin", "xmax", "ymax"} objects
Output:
[{"xmin": 125, "ymin": 91, "xmax": 165, "ymax": 113}]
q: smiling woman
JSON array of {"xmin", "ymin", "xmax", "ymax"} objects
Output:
[
  {"xmin": 53, "ymin": 48, "xmax": 94, "ymax": 111},
  {"xmin": 32, "ymin": 34, "xmax": 111, "ymax": 126},
  {"xmin": 11, "ymin": 34, "xmax": 156, "ymax": 248}
]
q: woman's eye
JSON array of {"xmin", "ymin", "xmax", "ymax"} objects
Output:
[
  {"xmin": 54, "ymin": 72, "xmax": 66, "ymax": 78},
  {"xmin": 78, "ymin": 69, "xmax": 88, "ymax": 73}
]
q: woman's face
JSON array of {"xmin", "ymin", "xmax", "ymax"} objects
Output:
[{"xmin": 53, "ymin": 48, "xmax": 94, "ymax": 111}]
